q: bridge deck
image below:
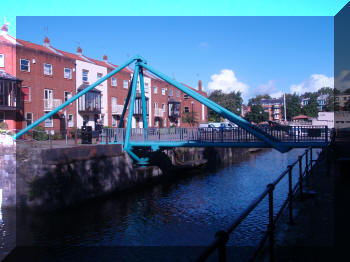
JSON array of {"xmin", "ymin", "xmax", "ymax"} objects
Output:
[{"xmin": 101, "ymin": 126, "xmax": 330, "ymax": 149}]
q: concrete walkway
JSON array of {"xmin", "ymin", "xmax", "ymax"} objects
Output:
[{"xmin": 258, "ymin": 136, "xmax": 350, "ymax": 261}]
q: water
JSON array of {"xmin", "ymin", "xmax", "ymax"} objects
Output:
[{"xmin": 1, "ymin": 148, "xmax": 319, "ymax": 261}]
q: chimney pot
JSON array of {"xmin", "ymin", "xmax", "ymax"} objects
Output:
[
  {"xmin": 43, "ymin": 36, "xmax": 50, "ymax": 46},
  {"xmin": 103, "ymin": 54, "xmax": 108, "ymax": 61},
  {"xmin": 198, "ymin": 80, "xmax": 202, "ymax": 91},
  {"xmin": 77, "ymin": 46, "xmax": 82, "ymax": 54}
]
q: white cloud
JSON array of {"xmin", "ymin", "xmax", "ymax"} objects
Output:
[
  {"xmin": 207, "ymin": 69, "xmax": 249, "ymax": 100},
  {"xmin": 254, "ymin": 80, "xmax": 283, "ymax": 98},
  {"xmin": 199, "ymin": 41, "xmax": 209, "ymax": 49},
  {"xmin": 290, "ymin": 74, "xmax": 334, "ymax": 94}
]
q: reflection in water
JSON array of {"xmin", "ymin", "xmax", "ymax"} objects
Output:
[{"xmin": 4, "ymin": 148, "xmax": 320, "ymax": 260}]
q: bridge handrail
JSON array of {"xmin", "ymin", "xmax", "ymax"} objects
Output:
[{"xmin": 195, "ymin": 146, "xmax": 325, "ymax": 262}]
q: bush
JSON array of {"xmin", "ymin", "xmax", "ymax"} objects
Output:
[
  {"xmin": 32, "ymin": 126, "xmax": 48, "ymax": 141},
  {"xmin": 0, "ymin": 121, "xmax": 8, "ymax": 130},
  {"xmin": 70, "ymin": 127, "xmax": 81, "ymax": 139},
  {"xmin": 52, "ymin": 133, "xmax": 64, "ymax": 140}
]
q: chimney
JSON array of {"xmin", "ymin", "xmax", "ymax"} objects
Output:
[
  {"xmin": 77, "ymin": 46, "xmax": 82, "ymax": 55},
  {"xmin": 0, "ymin": 23, "xmax": 8, "ymax": 36},
  {"xmin": 198, "ymin": 80, "xmax": 202, "ymax": 91},
  {"xmin": 43, "ymin": 36, "xmax": 50, "ymax": 47},
  {"xmin": 103, "ymin": 54, "xmax": 108, "ymax": 62}
]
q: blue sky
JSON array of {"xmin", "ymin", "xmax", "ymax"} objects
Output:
[{"xmin": 14, "ymin": 16, "xmax": 334, "ymax": 102}]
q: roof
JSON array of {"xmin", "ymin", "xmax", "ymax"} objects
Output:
[
  {"xmin": 0, "ymin": 69, "xmax": 21, "ymax": 81},
  {"xmin": 292, "ymin": 115, "xmax": 309, "ymax": 120}
]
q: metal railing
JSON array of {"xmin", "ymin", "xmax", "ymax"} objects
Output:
[
  {"xmin": 44, "ymin": 99, "xmax": 62, "ymax": 111},
  {"xmin": 101, "ymin": 126, "xmax": 331, "ymax": 144},
  {"xmin": 111, "ymin": 104, "xmax": 124, "ymax": 114},
  {"xmin": 195, "ymin": 146, "xmax": 327, "ymax": 262}
]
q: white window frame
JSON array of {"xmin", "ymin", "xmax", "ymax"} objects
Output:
[
  {"xmin": 169, "ymin": 89, "xmax": 173, "ymax": 96},
  {"xmin": 184, "ymin": 106, "xmax": 190, "ymax": 113},
  {"xmin": 68, "ymin": 114, "xmax": 74, "ymax": 128},
  {"xmin": 64, "ymin": 91, "xmax": 72, "ymax": 102},
  {"xmin": 153, "ymin": 86, "xmax": 158, "ymax": 94},
  {"xmin": 44, "ymin": 63, "xmax": 53, "ymax": 75},
  {"xmin": 162, "ymin": 103, "xmax": 166, "ymax": 110},
  {"xmin": 161, "ymin": 88, "xmax": 166, "ymax": 95},
  {"xmin": 82, "ymin": 70, "xmax": 89, "ymax": 82},
  {"xmin": 112, "ymin": 115, "xmax": 118, "ymax": 127},
  {"xmin": 44, "ymin": 112, "xmax": 53, "ymax": 127},
  {"xmin": 64, "ymin": 68, "xmax": 72, "ymax": 79},
  {"xmin": 0, "ymin": 54, "xmax": 4, "ymax": 67},
  {"xmin": 20, "ymin": 59, "xmax": 30, "ymax": 72},
  {"xmin": 26, "ymin": 113, "xmax": 34, "ymax": 126},
  {"xmin": 111, "ymin": 77, "xmax": 117, "ymax": 87},
  {"xmin": 176, "ymin": 90, "xmax": 180, "ymax": 97},
  {"xmin": 123, "ymin": 80, "xmax": 128, "ymax": 89}
]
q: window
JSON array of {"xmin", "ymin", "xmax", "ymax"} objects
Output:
[
  {"xmin": 123, "ymin": 80, "xmax": 128, "ymax": 89},
  {"xmin": 22, "ymin": 86, "xmax": 31, "ymax": 102},
  {"xmin": 20, "ymin": 59, "xmax": 30, "ymax": 72},
  {"xmin": 184, "ymin": 94, "xmax": 189, "ymax": 100},
  {"xmin": 97, "ymin": 73, "xmax": 103, "ymax": 79},
  {"xmin": 0, "ymin": 112, "xmax": 4, "ymax": 123},
  {"xmin": 169, "ymin": 89, "xmax": 173, "ymax": 96},
  {"xmin": 44, "ymin": 63, "xmax": 53, "ymax": 75},
  {"xmin": 64, "ymin": 91, "xmax": 72, "ymax": 102},
  {"xmin": 111, "ymin": 77, "xmax": 117, "ymax": 86},
  {"xmin": 176, "ymin": 90, "xmax": 180, "ymax": 97},
  {"xmin": 112, "ymin": 115, "xmax": 118, "ymax": 127},
  {"xmin": 145, "ymin": 82, "xmax": 149, "ymax": 92},
  {"xmin": 154, "ymin": 102, "xmax": 158, "ymax": 109},
  {"xmin": 153, "ymin": 86, "xmax": 158, "ymax": 94},
  {"xmin": 68, "ymin": 114, "xmax": 74, "ymax": 127},
  {"xmin": 162, "ymin": 103, "xmax": 166, "ymax": 110},
  {"xmin": 184, "ymin": 106, "xmax": 190, "ymax": 113},
  {"xmin": 44, "ymin": 112, "xmax": 53, "ymax": 127},
  {"xmin": 0, "ymin": 54, "xmax": 4, "ymax": 67},
  {"xmin": 64, "ymin": 68, "xmax": 72, "ymax": 79},
  {"xmin": 82, "ymin": 70, "xmax": 89, "ymax": 82},
  {"xmin": 161, "ymin": 88, "xmax": 166, "ymax": 95}
]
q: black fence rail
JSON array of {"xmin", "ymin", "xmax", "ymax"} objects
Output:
[{"xmin": 195, "ymin": 146, "xmax": 330, "ymax": 262}]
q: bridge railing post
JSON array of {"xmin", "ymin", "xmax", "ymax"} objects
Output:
[
  {"xmin": 298, "ymin": 155, "xmax": 303, "ymax": 199},
  {"xmin": 305, "ymin": 149, "xmax": 309, "ymax": 187},
  {"xmin": 215, "ymin": 230, "xmax": 229, "ymax": 262},
  {"xmin": 287, "ymin": 165, "xmax": 294, "ymax": 225},
  {"xmin": 267, "ymin": 183, "xmax": 275, "ymax": 262}
]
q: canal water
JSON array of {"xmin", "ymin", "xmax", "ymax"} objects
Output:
[{"xmin": 1, "ymin": 148, "xmax": 320, "ymax": 261}]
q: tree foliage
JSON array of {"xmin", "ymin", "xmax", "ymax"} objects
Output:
[
  {"xmin": 245, "ymin": 104, "xmax": 269, "ymax": 123},
  {"xmin": 208, "ymin": 90, "xmax": 243, "ymax": 122},
  {"xmin": 182, "ymin": 111, "xmax": 199, "ymax": 127},
  {"xmin": 281, "ymin": 93, "xmax": 301, "ymax": 121},
  {"xmin": 301, "ymin": 95, "xmax": 319, "ymax": 117}
]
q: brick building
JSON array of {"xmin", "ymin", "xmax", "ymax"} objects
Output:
[{"xmin": 0, "ymin": 23, "xmax": 208, "ymax": 133}]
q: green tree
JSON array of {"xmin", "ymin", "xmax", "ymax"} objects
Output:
[
  {"xmin": 301, "ymin": 95, "xmax": 319, "ymax": 117},
  {"xmin": 248, "ymin": 94, "xmax": 271, "ymax": 106},
  {"xmin": 245, "ymin": 104, "xmax": 269, "ymax": 123},
  {"xmin": 208, "ymin": 90, "xmax": 243, "ymax": 122},
  {"xmin": 281, "ymin": 93, "xmax": 302, "ymax": 120},
  {"xmin": 182, "ymin": 111, "xmax": 199, "ymax": 127}
]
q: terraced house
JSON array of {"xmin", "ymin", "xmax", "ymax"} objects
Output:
[{"xmin": 0, "ymin": 23, "xmax": 208, "ymax": 134}]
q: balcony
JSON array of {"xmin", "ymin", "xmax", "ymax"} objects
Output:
[
  {"xmin": 112, "ymin": 104, "xmax": 124, "ymax": 115},
  {"xmin": 154, "ymin": 107, "xmax": 165, "ymax": 118},
  {"xmin": 44, "ymin": 99, "xmax": 62, "ymax": 111}
]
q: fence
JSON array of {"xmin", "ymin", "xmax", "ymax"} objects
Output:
[
  {"xmin": 101, "ymin": 125, "xmax": 330, "ymax": 144},
  {"xmin": 195, "ymin": 145, "xmax": 330, "ymax": 262}
]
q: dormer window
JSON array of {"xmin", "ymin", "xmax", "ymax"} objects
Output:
[{"xmin": 44, "ymin": 63, "xmax": 53, "ymax": 75}]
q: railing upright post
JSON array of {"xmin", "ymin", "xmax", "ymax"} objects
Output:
[
  {"xmin": 287, "ymin": 165, "xmax": 294, "ymax": 225},
  {"xmin": 49, "ymin": 132, "xmax": 52, "ymax": 149},
  {"xmin": 305, "ymin": 149, "xmax": 309, "ymax": 187},
  {"xmin": 267, "ymin": 183, "xmax": 275, "ymax": 262},
  {"xmin": 106, "ymin": 129, "xmax": 109, "ymax": 145},
  {"xmin": 215, "ymin": 230, "xmax": 229, "ymax": 262},
  {"xmin": 298, "ymin": 155, "xmax": 303, "ymax": 199},
  {"xmin": 325, "ymin": 125, "xmax": 328, "ymax": 143},
  {"xmin": 310, "ymin": 147, "xmax": 313, "ymax": 174}
]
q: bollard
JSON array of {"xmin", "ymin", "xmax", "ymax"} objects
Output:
[
  {"xmin": 287, "ymin": 165, "xmax": 294, "ymax": 225},
  {"xmin": 267, "ymin": 183, "xmax": 275, "ymax": 262},
  {"xmin": 215, "ymin": 230, "xmax": 229, "ymax": 262},
  {"xmin": 298, "ymin": 156, "xmax": 303, "ymax": 199}
]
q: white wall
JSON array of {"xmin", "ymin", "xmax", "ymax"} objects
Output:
[{"xmin": 75, "ymin": 60, "xmax": 108, "ymax": 129}]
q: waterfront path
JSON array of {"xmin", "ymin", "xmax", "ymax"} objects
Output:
[{"xmin": 258, "ymin": 138, "xmax": 350, "ymax": 261}]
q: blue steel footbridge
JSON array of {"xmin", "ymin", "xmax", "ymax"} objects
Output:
[{"xmin": 12, "ymin": 56, "xmax": 331, "ymax": 165}]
